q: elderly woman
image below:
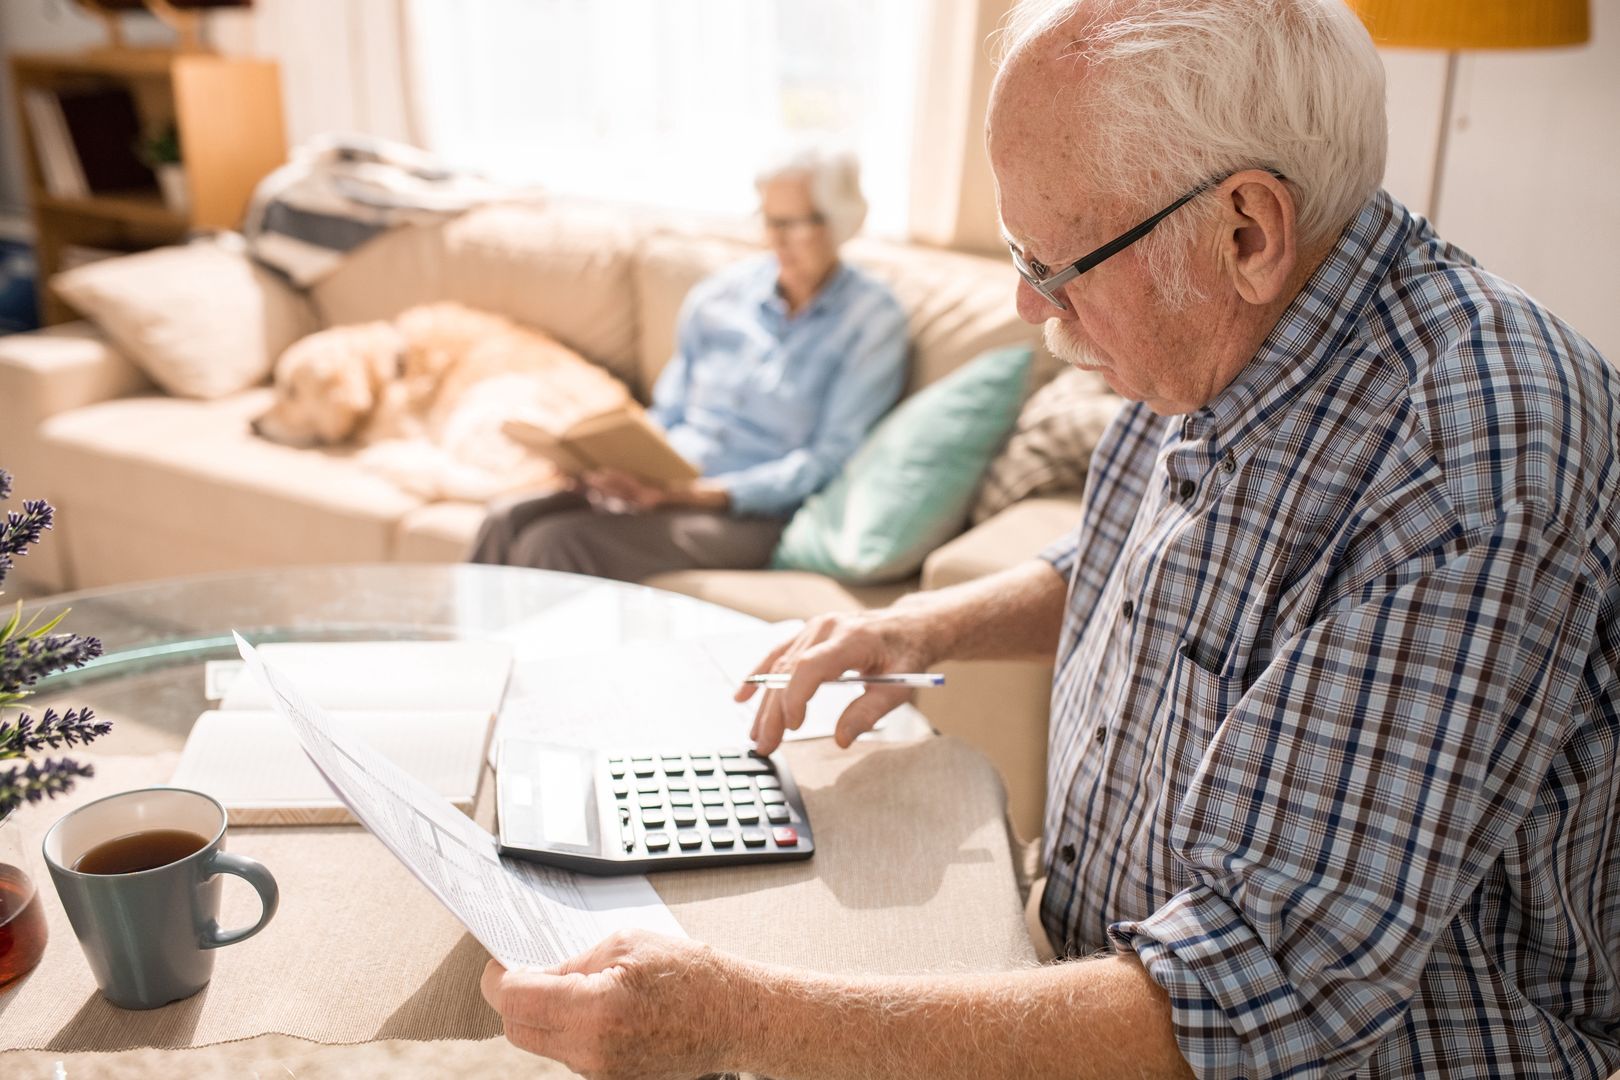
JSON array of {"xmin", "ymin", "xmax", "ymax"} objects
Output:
[{"xmin": 469, "ymin": 147, "xmax": 907, "ymax": 581}]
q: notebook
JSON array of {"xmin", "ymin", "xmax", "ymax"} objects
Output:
[{"xmin": 171, "ymin": 641, "xmax": 513, "ymax": 826}]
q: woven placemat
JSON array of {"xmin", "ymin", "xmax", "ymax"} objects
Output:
[{"xmin": 0, "ymin": 736, "xmax": 1033, "ymax": 1055}]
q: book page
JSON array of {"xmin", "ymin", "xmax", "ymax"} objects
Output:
[
  {"xmin": 170, "ymin": 709, "xmax": 492, "ymax": 825},
  {"xmin": 563, "ymin": 408, "xmax": 700, "ymax": 487}
]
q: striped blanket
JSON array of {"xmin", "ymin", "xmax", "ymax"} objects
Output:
[{"xmin": 241, "ymin": 134, "xmax": 527, "ymax": 288}]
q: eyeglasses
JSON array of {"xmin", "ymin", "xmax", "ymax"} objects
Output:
[
  {"xmin": 760, "ymin": 211, "xmax": 826, "ymax": 234},
  {"xmin": 1004, "ymin": 168, "xmax": 1283, "ymax": 310}
]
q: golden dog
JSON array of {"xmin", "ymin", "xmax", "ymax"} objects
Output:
[{"xmin": 252, "ymin": 302, "xmax": 630, "ymax": 500}]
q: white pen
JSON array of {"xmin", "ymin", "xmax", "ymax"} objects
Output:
[{"xmin": 743, "ymin": 672, "xmax": 945, "ymax": 688}]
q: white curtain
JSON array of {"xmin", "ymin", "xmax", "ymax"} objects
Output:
[{"xmin": 404, "ymin": 0, "xmax": 923, "ymax": 236}]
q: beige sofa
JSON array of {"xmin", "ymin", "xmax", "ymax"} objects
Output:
[{"xmin": 0, "ymin": 198, "xmax": 1095, "ymax": 838}]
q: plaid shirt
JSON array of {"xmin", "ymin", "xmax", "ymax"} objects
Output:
[{"xmin": 1040, "ymin": 190, "xmax": 1620, "ymax": 1079}]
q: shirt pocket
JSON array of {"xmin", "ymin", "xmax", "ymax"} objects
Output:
[{"xmin": 1172, "ymin": 635, "xmax": 1243, "ymax": 740}]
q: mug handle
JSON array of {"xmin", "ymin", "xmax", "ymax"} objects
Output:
[{"xmin": 198, "ymin": 849, "xmax": 280, "ymax": 949}]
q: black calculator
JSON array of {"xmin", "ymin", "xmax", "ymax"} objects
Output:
[{"xmin": 495, "ymin": 737, "xmax": 815, "ymax": 874}]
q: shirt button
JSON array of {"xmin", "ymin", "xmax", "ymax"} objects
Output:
[
  {"xmin": 1179, "ymin": 479, "xmax": 1197, "ymax": 500},
  {"xmin": 1121, "ymin": 600, "xmax": 1134, "ymax": 620},
  {"xmin": 1061, "ymin": 843, "xmax": 1077, "ymax": 865},
  {"xmin": 1094, "ymin": 727, "xmax": 1107, "ymax": 744},
  {"xmin": 1220, "ymin": 451, "xmax": 1236, "ymax": 475}
]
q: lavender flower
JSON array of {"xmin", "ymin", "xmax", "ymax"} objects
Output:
[
  {"xmin": 0, "ymin": 633, "xmax": 103, "ymax": 692},
  {"xmin": 0, "ymin": 467, "xmax": 112, "ymax": 819},
  {"xmin": 0, "ymin": 708, "xmax": 111, "ymax": 758},
  {"xmin": 0, "ymin": 757, "xmax": 95, "ymax": 808},
  {"xmin": 0, "ymin": 471, "xmax": 53, "ymax": 581}
]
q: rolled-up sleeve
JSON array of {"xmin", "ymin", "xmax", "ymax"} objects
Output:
[
  {"xmin": 1109, "ymin": 503, "xmax": 1594, "ymax": 1079},
  {"xmin": 715, "ymin": 299, "xmax": 907, "ymax": 517}
]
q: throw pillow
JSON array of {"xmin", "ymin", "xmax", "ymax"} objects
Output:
[
  {"xmin": 969, "ymin": 366, "xmax": 1120, "ymax": 525},
  {"xmin": 52, "ymin": 238, "xmax": 319, "ymax": 399},
  {"xmin": 772, "ymin": 345, "xmax": 1033, "ymax": 584}
]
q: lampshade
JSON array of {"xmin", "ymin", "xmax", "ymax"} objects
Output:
[{"xmin": 1347, "ymin": 0, "xmax": 1590, "ymax": 49}]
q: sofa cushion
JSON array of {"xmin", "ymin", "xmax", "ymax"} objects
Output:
[
  {"xmin": 773, "ymin": 346, "xmax": 1033, "ymax": 585},
  {"xmin": 394, "ymin": 500, "xmax": 488, "ymax": 563},
  {"xmin": 921, "ymin": 495, "xmax": 1085, "ymax": 591},
  {"xmin": 52, "ymin": 240, "xmax": 318, "ymax": 400},
  {"xmin": 643, "ymin": 569, "xmax": 913, "ymax": 622},
  {"xmin": 313, "ymin": 199, "xmax": 644, "ymax": 391},
  {"xmin": 39, "ymin": 390, "xmax": 423, "ymax": 584},
  {"xmin": 970, "ymin": 366, "xmax": 1121, "ymax": 525}
]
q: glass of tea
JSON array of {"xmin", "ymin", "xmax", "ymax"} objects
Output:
[{"xmin": 42, "ymin": 786, "xmax": 278, "ymax": 1010}]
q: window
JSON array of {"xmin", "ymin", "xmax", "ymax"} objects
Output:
[{"xmin": 407, "ymin": 0, "xmax": 924, "ymax": 236}]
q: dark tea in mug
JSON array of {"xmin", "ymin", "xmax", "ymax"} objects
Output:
[{"xmin": 73, "ymin": 830, "xmax": 210, "ymax": 875}]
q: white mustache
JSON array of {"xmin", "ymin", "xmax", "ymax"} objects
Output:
[{"xmin": 1044, "ymin": 320, "xmax": 1108, "ymax": 371}]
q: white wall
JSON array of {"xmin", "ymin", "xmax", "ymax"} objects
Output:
[{"xmin": 1379, "ymin": 0, "xmax": 1620, "ymax": 361}]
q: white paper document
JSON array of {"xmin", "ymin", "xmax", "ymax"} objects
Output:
[
  {"xmin": 233, "ymin": 633, "xmax": 683, "ymax": 969},
  {"xmin": 494, "ymin": 621, "xmax": 869, "ymax": 757}
]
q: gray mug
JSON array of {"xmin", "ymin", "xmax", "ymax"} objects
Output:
[{"xmin": 42, "ymin": 786, "xmax": 278, "ymax": 1010}]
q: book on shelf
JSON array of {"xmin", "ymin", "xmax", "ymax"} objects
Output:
[
  {"xmin": 502, "ymin": 404, "xmax": 700, "ymax": 487},
  {"xmin": 22, "ymin": 88, "xmax": 87, "ymax": 198}
]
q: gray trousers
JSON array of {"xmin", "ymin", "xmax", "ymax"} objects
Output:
[{"xmin": 467, "ymin": 489, "xmax": 787, "ymax": 583}]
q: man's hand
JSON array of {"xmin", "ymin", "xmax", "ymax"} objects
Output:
[
  {"xmin": 737, "ymin": 609, "xmax": 937, "ymax": 755},
  {"xmin": 582, "ymin": 470, "xmax": 730, "ymax": 512},
  {"xmin": 480, "ymin": 930, "xmax": 742, "ymax": 1079}
]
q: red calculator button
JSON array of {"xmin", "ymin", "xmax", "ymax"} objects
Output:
[{"xmin": 772, "ymin": 826, "xmax": 798, "ymax": 847}]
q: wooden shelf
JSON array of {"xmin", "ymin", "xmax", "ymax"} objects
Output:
[
  {"xmin": 8, "ymin": 48, "xmax": 288, "ymax": 326},
  {"xmin": 11, "ymin": 48, "xmax": 178, "ymax": 80},
  {"xmin": 38, "ymin": 190, "xmax": 188, "ymax": 229}
]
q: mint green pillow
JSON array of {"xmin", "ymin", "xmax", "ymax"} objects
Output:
[{"xmin": 772, "ymin": 345, "xmax": 1033, "ymax": 584}]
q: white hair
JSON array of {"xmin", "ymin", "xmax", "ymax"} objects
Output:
[
  {"xmin": 999, "ymin": 0, "xmax": 1387, "ymax": 305},
  {"xmin": 755, "ymin": 143, "xmax": 869, "ymax": 246}
]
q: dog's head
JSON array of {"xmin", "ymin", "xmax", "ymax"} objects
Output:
[{"xmin": 251, "ymin": 321, "xmax": 405, "ymax": 446}]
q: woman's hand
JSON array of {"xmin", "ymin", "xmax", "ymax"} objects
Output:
[
  {"xmin": 480, "ymin": 931, "xmax": 745, "ymax": 1079},
  {"xmin": 582, "ymin": 470, "xmax": 730, "ymax": 512}
]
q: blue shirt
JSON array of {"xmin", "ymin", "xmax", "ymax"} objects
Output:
[
  {"xmin": 1041, "ymin": 191, "xmax": 1620, "ymax": 1078},
  {"xmin": 646, "ymin": 255, "xmax": 907, "ymax": 518}
]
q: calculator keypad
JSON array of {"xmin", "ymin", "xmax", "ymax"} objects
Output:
[{"xmin": 606, "ymin": 750, "xmax": 807, "ymax": 861}]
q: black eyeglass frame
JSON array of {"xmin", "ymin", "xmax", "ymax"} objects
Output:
[{"xmin": 1004, "ymin": 167, "xmax": 1284, "ymax": 310}]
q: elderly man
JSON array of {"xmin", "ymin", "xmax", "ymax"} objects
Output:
[{"xmin": 480, "ymin": 1, "xmax": 1620, "ymax": 1077}]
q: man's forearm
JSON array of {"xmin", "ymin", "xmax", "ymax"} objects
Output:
[
  {"xmin": 890, "ymin": 558, "xmax": 1069, "ymax": 664},
  {"xmin": 725, "ymin": 950, "xmax": 1193, "ymax": 1080}
]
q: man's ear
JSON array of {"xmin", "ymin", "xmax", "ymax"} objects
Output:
[{"xmin": 1216, "ymin": 170, "xmax": 1297, "ymax": 306}]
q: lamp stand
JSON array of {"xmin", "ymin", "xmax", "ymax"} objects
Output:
[{"xmin": 1428, "ymin": 50, "xmax": 1460, "ymax": 229}]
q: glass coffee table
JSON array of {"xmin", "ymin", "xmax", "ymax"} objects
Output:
[
  {"xmin": 18, "ymin": 563, "xmax": 806, "ymax": 757},
  {"xmin": 5, "ymin": 564, "xmax": 970, "ymax": 1079}
]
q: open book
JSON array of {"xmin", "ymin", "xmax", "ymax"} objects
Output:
[
  {"xmin": 502, "ymin": 404, "xmax": 699, "ymax": 488},
  {"xmin": 170, "ymin": 641, "xmax": 513, "ymax": 826}
]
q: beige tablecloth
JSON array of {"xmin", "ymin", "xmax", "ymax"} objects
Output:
[{"xmin": 0, "ymin": 736, "xmax": 1034, "ymax": 1065}]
